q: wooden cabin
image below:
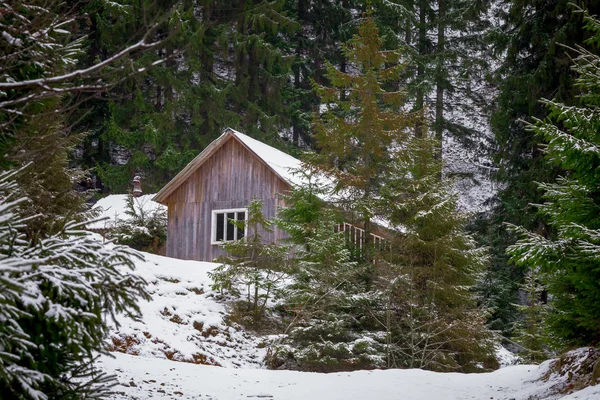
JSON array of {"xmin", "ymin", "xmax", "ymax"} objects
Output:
[
  {"xmin": 154, "ymin": 127, "xmax": 390, "ymax": 262},
  {"xmin": 153, "ymin": 128, "xmax": 300, "ymax": 261}
]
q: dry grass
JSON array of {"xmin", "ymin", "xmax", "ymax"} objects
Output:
[
  {"xmin": 541, "ymin": 347, "xmax": 600, "ymax": 396},
  {"xmin": 169, "ymin": 314, "xmax": 186, "ymax": 324},
  {"xmin": 201, "ymin": 325, "xmax": 220, "ymax": 338},
  {"xmin": 108, "ymin": 335, "xmax": 141, "ymax": 355}
]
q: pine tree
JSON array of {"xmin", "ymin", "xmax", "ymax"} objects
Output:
[
  {"xmin": 77, "ymin": 0, "xmax": 208, "ymax": 192},
  {"xmin": 376, "ymin": 133, "xmax": 497, "ymax": 372},
  {"xmin": 210, "ymin": 199, "xmax": 290, "ymax": 327},
  {"xmin": 296, "ymin": 16, "xmax": 495, "ymax": 372},
  {"xmin": 507, "ymin": 9, "xmax": 600, "ymax": 347},
  {"xmin": 513, "ymin": 267, "xmax": 549, "ymax": 363},
  {"xmin": 269, "ymin": 176, "xmax": 381, "ymax": 372},
  {"xmin": 0, "ymin": 169, "xmax": 149, "ymax": 399}
]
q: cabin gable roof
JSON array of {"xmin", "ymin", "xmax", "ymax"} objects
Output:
[{"xmin": 153, "ymin": 128, "xmax": 301, "ymax": 204}]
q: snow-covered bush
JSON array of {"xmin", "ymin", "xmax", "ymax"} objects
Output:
[
  {"xmin": 111, "ymin": 194, "xmax": 167, "ymax": 253},
  {"xmin": 0, "ymin": 170, "xmax": 149, "ymax": 399}
]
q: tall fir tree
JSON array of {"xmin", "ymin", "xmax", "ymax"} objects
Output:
[
  {"xmin": 295, "ymin": 16, "xmax": 495, "ymax": 372},
  {"xmin": 481, "ymin": 0, "xmax": 600, "ymax": 336},
  {"xmin": 507, "ymin": 8, "xmax": 600, "ymax": 347},
  {"xmin": 374, "ymin": 131, "xmax": 497, "ymax": 372},
  {"xmin": 512, "ymin": 267, "xmax": 549, "ymax": 363},
  {"xmin": 311, "ymin": 16, "xmax": 417, "ymax": 262}
]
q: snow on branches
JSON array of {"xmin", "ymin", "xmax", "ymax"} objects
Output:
[{"xmin": 0, "ymin": 169, "xmax": 149, "ymax": 398}]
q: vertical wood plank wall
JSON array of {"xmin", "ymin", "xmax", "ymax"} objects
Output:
[{"xmin": 164, "ymin": 137, "xmax": 290, "ymax": 261}]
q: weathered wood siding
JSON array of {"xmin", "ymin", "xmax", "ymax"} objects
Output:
[{"xmin": 164, "ymin": 137, "xmax": 290, "ymax": 261}]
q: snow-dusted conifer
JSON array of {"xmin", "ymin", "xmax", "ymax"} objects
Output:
[
  {"xmin": 311, "ymin": 16, "xmax": 418, "ymax": 263},
  {"xmin": 376, "ymin": 134, "xmax": 497, "ymax": 372},
  {"xmin": 210, "ymin": 199, "xmax": 290, "ymax": 327},
  {"xmin": 513, "ymin": 267, "xmax": 550, "ymax": 363},
  {"xmin": 270, "ymin": 176, "xmax": 382, "ymax": 371},
  {"xmin": 0, "ymin": 169, "xmax": 149, "ymax": 399},
  {"xmin": 507, "ymin": 9, "xmax": 600, "ymax": 347},
  {"xmin": 112, "ymin": 193, "xmax": 167, "ymax": 253}
]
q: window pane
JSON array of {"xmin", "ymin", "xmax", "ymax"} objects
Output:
[
  {"xmin": 236, "ymin": 212, "xmax": 245, "ymax": 240},
  {"xmin": 216, "ymin": 213, "xmax": 224, "ymax": 241},
  {"xmin": 226, "ymin": 212, "xmax": 235, "ymax": 241}
]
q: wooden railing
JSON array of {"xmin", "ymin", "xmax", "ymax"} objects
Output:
[{"xmin": 337, "ymin": 222, "xmax": 387, "ymax": 251}]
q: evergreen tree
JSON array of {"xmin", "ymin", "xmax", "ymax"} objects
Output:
[
  {"xmin": 77, "ymin": 0, "xmax": 207, "ymax": 192},
  {"xmin": 0, "ymin": 2, "xmax": 162, "ymax": 397},
  {"xmin": 512, "ymin": 267, "xmax": 549, "ymax": 363},
  {"xmin": 311, "ymin": 16, "xmax": 416, "ymax": 262},
  {"xmin": 0, "ymin": 170, "xmax": 149, "ymax": 399},
  {"xmin": 507, "ymin": 9, "xmax": 600, "ymax": 347},
  {"xmin": 111, "ymin": 193, "xmax": 167, "ymax": 253},
  {"xmin": 210, "ymin": 199, "xmax": 290, "ymax": 327},
  {"xmin": 291, "ymin": 16, "xmax": 495, "ymax": 372},
  {"xmin": 483, "ymin": 0, "xmax": 600, "ymax": 336},
  {"xmin": 376, "ymin": 132, "xmax": 497, "ymax": 372},
  {"xmin": 270, "ymin": 175, "xmax": 381, "ymax": 372}
]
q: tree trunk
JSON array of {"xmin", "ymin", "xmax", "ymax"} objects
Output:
[
  {"xmin": 415, "ymin": 0, "xmax": 427, "ymax": 138},
  {"xmin": 435, "ymin": 0, "xmax": 445, "ymax": 161}
]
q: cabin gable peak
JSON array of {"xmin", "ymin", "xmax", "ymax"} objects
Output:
[{"xmin": 153, "ymin": 128, "xmax": 298, "ymax": 204}]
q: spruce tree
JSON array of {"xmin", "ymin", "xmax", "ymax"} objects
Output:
[
  {"xmin": 270, "ymin": 175, "xmax": 381, "ymax": 372},
  {"xmin": 507, "ymin": 9, "xmax": 600, "ymax": 347},
  {"xmin": 376, "ymin": 132, "xmax": 496, "ymax": 372},
  {"xmin": 210, "ymin": 199, "xmax": 290, "ymax": 327},
  {"xmin": 0, "ymin": 170, "xmax": 149, "ymax": 399},
  {"xmin": 483, "ymin": 0, "xmax": 600, "ymax": 336},
  {"xmin": 512, "ymin": 267, "xmax": 549, "ymax": 363},
  {"xmin": 282, "ymin": 0, "xmax": 359, "ymax": 146},
  {"xmin": 299, "ymin": 16, "xmax": 494, "ymax": 372},
  {"xmin": 311, "ymin": 16, "xmax": 416, "ymax": 262}
]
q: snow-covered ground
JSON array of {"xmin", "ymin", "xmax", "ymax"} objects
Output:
[
  {"xmin": 100, "ymin": 250, "xmax": 600, "ymax": 400},
  {"xmin": 108, "ymin": 252, "xmax": 266, "ymax": 368},
  {"xmin": 99, "ymin": 352, "xmax": 600, "ymax": 400}
]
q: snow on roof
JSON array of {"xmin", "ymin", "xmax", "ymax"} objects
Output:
[
  {"xmin": 88, "ymin": 194, "xmax": 166, "ymax": 230},
  {"xmin": 153, "ymin": 128, "xmax": 309, "ymax": 204},
  {"xmin": 230, "ymin": 129, "xmax": 305, "ymax": 186}
]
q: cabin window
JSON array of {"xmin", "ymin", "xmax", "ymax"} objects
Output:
[{"xmin": 211, "ymin": 208, "xmax": 247, "ymax": 244}]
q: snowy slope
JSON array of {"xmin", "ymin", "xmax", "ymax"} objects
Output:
[
  {"xmin": 108, "ymin": 252, "xmax": 266, "ymax": 368},
  {"xmin": 101, "ymin": 250, "xmax": 600, "ymax": 400}
]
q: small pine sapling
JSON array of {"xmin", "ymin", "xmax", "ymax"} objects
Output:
[
  {"xmin": 209, "ymin": 198, "xmax": 290, "ymax": 327},
  {"xmin": 112, "ymin": 193, "xmax": 167, "ymax": 253},
  {"xmin": 513, "ymin": 267, "xmax": 550, "ymax": 363}
]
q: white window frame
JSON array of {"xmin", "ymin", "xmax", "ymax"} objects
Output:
[{"xmin": 211, "ymin": 208, "xmax": 248, "ymax": 245}]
